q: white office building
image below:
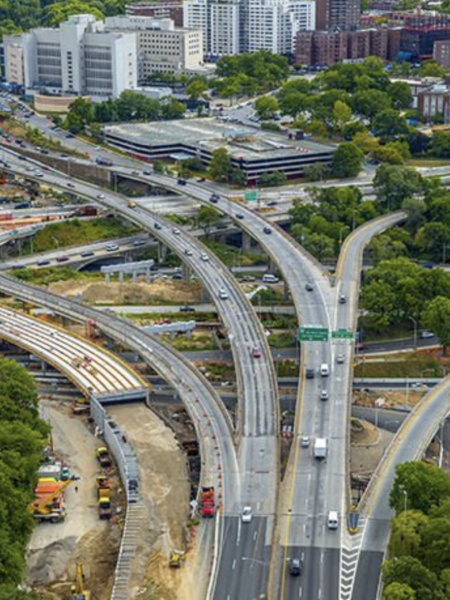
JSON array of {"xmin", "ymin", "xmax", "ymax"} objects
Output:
[
  {"xmin": 105, "ymin": 15, "xmax": 203, "ymax": 80},
  {"xmin": 18, "ymin": 14, "xmax": 137, "ymax": 99}
]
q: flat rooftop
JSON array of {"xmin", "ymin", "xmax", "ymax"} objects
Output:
[{"xmin": 104, "ymin": 118, "xmax": 334, "ymax": 160}]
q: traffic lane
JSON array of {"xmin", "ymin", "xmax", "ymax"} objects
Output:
[
  {"xmin": 283, "ymin": 547, "xmax": 340, "ymax": 600},
  {"xmin": 213, "ymin": 516, "xmax": 270, "ymax": 600},
  {"xmin": 352, "ymin": 406, "xmax": 407, "ymax": 433},
  {"xmin": 351, "ymin": 550, "xmax": 384, "ymax": 600}
]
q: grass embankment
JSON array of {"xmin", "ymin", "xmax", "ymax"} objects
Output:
[
  {"xmin": 12, "ymin": 267, "xmax": 100, "ymax": 285},
  {"xmin": 355, "ymin": 350, "xmax": 449, "ymax": 378},
  {"xmin": 22, "ymin": 217, "xmax": 138, "ymax": 255},
  {"xmin": 203, "ymin": 240, "xmax": 264, "ymax": 267}
]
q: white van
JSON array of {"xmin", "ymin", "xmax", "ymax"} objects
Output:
[
  {"xmin": 320, "ymin": 363, "xmax": 330, "ymax": 377},
  {"xmin": 327, "ymin": 511, "xmax": 338, "ymax": 530},
  {"xmin": 262, "ymin": 274, "xmax": 279, "ymax": 284}
]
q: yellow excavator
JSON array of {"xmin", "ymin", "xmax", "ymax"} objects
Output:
[{"xmin": 71, "ymin": 561, "xmax": 90, "ymax": 600}]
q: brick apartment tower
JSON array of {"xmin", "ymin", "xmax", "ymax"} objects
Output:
[{"xmin": 315, "ymin": 0, "xmax": 360, "ymax": 30}]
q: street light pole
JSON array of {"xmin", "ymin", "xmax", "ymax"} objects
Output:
[{"xmin": 409, "ymin": 316, "xmax": 417, "ymax": 350}]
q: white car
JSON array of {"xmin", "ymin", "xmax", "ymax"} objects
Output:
[
  {"xmin": 184, "ymin": 249, "xmax": 193, "ymax": 256},
  {"xmin": 242, "ymin": 506, "xmax": 253, "ymax": 523},
  {"xmin": 336, "ymin": 354, "xmax": 345, "ymax": 364},
  {"xmin": 301, "ymin": 436, "xmax": 310, "ymax": 448},
  {"xmin": 320, "ymin": 389, "xmax": 329, "ymax": 401},
  {"xmin": 173, "ymin": 228, "xmax": 181, "ymax": 235},
  {"xmin": 219, "ymin": 289, "xmax": 229, "ymax": 300},
  {"xmin": 106, "ymin": 243, "xmax": 119, "ymax": 251},
  {"xmin": 201, "ymin": 253, "xmax": 210, "ymax": 262},
  {"xmin": 97, "ymin": 193, "xmax": 105, "ymax": 199}
]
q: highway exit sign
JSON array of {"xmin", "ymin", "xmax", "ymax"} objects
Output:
[
  {"xmin": 298, "ymin": 326, "xmax": 329, "ymax": 342},
  {"xmin": 244, "ymin": 191, "xmax": 258, "ymax": 202},
  {"xmin": 332, "ymin": 329, "xmax": 354, "ymax": 340}
]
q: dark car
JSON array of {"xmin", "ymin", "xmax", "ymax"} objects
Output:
[
  {"xmin": 177, "ymin": 178, "xmax": 187, "ymax": 186},
  {"xmin": 290, "ymin": 558, "xmax": 302, "ymax": 577},
  {"xmin": 263, "ymin": 227, "xmax": 272, "ymax": 235},
  {"xmin": 210, "ymin": 194, "xmax": 219, "ymax": 203},
  {"xmin": 81, "ymin": 251, "xmax": 95, "ymax": 258},
  {"xmin": 56, "ymin": 255, "xmax": 70, "ymax": 263},
  {"xmin": 154, "ymin": 223, "xmax": 162, "ymax": 230},
  {"xmin": 172, "ymin": 273, "xmax": 184, "ymax": 280},
  {"xmin": 306, "ymin": 368, "xmax": 315, "ymax": 379},
  {"xmin": 305, "ymin": 283, "xmax": 314, "ymax": 292},
  {"xmin": 179, "ymin": 306, "xmax": 195, "ymax": 312},
  {"xmin": 236, "ymin": 213, "xmax": 244, "ymax": 220}
]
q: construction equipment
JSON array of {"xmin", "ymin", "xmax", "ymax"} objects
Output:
[
  {"xmin": 169, "ymin": 550, "xmax": 185, "ymax": 568},
  {"xmin": 96, "ymin": 447, "xmax": 112, "ymax": 468},
  {"xmin": 29, "ymin": 478, "xmax": 73, "ymax": 523},
  {"xmin": 71, "ymin": 561, "xmax": 90, "ymax": 600},
  {"xmin": 96, "ymin": 475, "xmax": 112, "ymax": 519}
]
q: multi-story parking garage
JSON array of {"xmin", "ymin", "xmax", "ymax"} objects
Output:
[{"xmin": 102, "ymin": 117, "xmax": 334, "ymax": 183}]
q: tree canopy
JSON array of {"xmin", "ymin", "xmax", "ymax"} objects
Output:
[{"xmin": 0, "ymin": 358, "xmax": 48, "ymax": 593}]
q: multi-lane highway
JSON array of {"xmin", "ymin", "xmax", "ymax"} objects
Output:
[{"xmin": 1, "ymin": 148, "xmax": 280, "ymax": 600}]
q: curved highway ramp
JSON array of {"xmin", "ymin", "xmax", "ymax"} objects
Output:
[{"xmin": 0, "ymin": 305, "xmax": 149, "ymax": 404}]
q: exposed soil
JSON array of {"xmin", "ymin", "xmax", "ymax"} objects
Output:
[
  {"xmin": 47, "ymin": 280, "xmax": 203, "ymax": 305},
  {"xmin": 26, "ymin": 399, "xmax": 120, "ymax": 600},
  {"xmin": 107, "ymin": 404, "xmax": 194, "ymax": 600},
  {"xmin": 353, "ymin": 388, "xmax": 425, "ymax": 409}
]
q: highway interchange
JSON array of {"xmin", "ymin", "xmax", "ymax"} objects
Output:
[{"xmin": 1, "ymin": 112, "xmax": 450, "ymax": 600}]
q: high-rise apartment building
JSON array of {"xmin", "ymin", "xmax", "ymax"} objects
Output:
[
  {"xmin": 17, "ymin": 14, "xmax": 137, "ymax": 99},
  {"xmin": 209, "ymin": 0, "xmax": 241, "ymax": 56},
  {"xmin": 126, "ymin": 1, "xmax": 184, "ymax": 26},
  {"xmin": 315, "ymin": 0, "xmax": 360, "ymax": 31},
  {"xmin": 183, "ymin": 0, "xmax": 210, "ymax": 55},
  {"xmin": 104, "ymin": 16, "xmax": 203, "ymax": 80}
]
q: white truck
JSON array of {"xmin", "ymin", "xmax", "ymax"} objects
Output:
[{"xmin": 314, "ymin": 438, "xmax": 327, "ymax": 459}]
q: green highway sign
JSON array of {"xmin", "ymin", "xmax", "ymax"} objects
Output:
[
  {"xmin": 244, "ymin": 190, "xmax": 258, "ymax": 202},
  {"xmin": 298, "ymin": 326, "xmax": 329, "ymax": 342},
  {"xmin": 331, "ymin": 329, "xmax": 354, "ymax": 340}
]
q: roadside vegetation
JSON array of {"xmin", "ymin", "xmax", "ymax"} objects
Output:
[
  {"xmin": 12, "ymin": 266, "xmax": 100, "ymax": 285},
  {"xmin": 383, "ymin": 462, "xmax": 450, "ymax": 600},
  {"xmin": 0, "ymin": 358, "xmax": 49, "ymax": 600},
  {"xmin": 354, "ymin": 351, "xmax": 449, "ymax": 379},
  {"xmin": 22, "ymin": 217, "xmax": 138, "ymax": 254}
]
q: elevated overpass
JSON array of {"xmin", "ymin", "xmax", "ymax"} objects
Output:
[{"xmin": 0, "ymin": 305, "xmax": 148, "ymax": 403}]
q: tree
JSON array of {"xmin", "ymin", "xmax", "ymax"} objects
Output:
[
  {"xmin": 420, "ymin": 60, "xmax": 447, "ymax": 78},
  {"xmin": 161, "ymin": 99, "xmax": 186, "ymax": 120},
  {"xmin": 197, "ymin": 206, "xmax": 222, "ymax": 237},
  {"xmin": 254, "ymin": 96, "xmax": 279, "ymax": 120},
  {"xmin": 374, "ymin": 165, "xmax": 423, "ymax": 211},
  {"xmin": 304, "ymin": 163, "xmax": 329, "ymax": 182},
  {"xmin": 430, "ymin": 132, "xmax": 450, "ymax": 159},
  {"xmin": 332, "ymin": 100, "xmax": 352, "ymax": 134},
  {"xmin": 352, "ymin": 89, "xmax": 392, "ymax": 119},
  {"xmin": 186, "ymin": 79, "xmax": 208, "ymax": 101},
  {"xmin": 259, "ymin": 171, "xmax": 286, "ymax": 186},
  {"xmin": 330, "ymin": 142, "xmax": 363, "ymax": 178},
  {"xmin": 415, "ymin": 223, "xmax": 450, "ymax": 262},
  {"xmin": 424, "ymin": 296, "xmax": 450, "ymax": 353},
  {"xmin": 384, "ymin": 583, "xmax": 417, "ymax": 600},
  {"xmin": 389, "ymin": 510, "xmax": 428, "ymax": 559},
  {"xmin": 209, "ymin": 147, "xmax": 233, "ymax": 182},
  {"xmin": 387, "ymin": 81, "xmax": 412, "ymax": 109},
  {"xmin": 383, "ymin": 556, "xmax": 445, "ymax": 600},
  {"xmin": 43, "ymin": 1, "xmax": 104, "ymax": 25},
  {"xmin": 372, "ymin": 109, "xmax": 409, "ymax": 142},
  {"xmin": 390, "ymin": 462, "xmax": 450, "ymax": 515},
  {"xmin": 402, "ymin": 198, "xmax": 426, "ymax": 234},
  {"xmin": 230, "ymin": 168, "xmax": 246, "ymax": 186},
  {"xmin": 278, "ymin": 92, "xmax": 309, "ymax": 118}
]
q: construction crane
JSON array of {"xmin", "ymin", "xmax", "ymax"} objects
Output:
[
  {"xmin": 71, "ymin": 561, "xmax": 90, "ymax": 600},
  {"xmin": 29, "ymin": 478, "xmax": 73, "ymax": 522}
]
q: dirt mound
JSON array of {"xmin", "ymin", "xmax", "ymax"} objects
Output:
[
  {"xmin": 351, "ymin": 418, "xmax": 379, "ymax": 445},
  {"xmin": 26, "ymin": 537, "xmax": 77, "ymax": 585},
  {"xmin": 48, "ymin": 280, "xmax": 202, "ymax": 305},
  {"xmin": 77, "ymin": 527, "xmax": 121, "ymax": 600}
]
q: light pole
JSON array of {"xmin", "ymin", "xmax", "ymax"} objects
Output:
[
  {"xmin": 409, "ymin": 316, "xmax": 417, "ymax": 350},
  {"xmin": 400, "ymin": 486, "xmax": 408, "ymax": 512}
]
